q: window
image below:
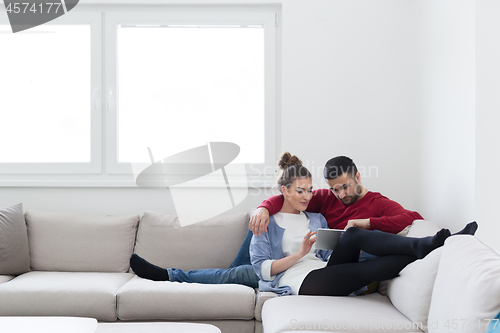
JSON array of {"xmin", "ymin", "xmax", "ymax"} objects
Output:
[
  {"xmin": 0, "ymin": 6, "xmax": 278, "ymax": 186},
  {"xmin": 0, "ymin": 12, "xmax": 102, "ymax": 174},
  {"xmin": 117, "ymin": 25, "xmax": 264, "ymax": 165}
]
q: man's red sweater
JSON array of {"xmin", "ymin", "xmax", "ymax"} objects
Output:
[{"xmin": 259, "ymin": 189, "xmax": 423, "ymax": 234}]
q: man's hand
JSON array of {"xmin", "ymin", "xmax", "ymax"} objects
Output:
[
  {"xmin": 344, "ymin": 218, "xmax": 370, "ymax": 230},
  {"xmin": 250, "ymin": 207, "xmax": 270, "ymax": 235}
]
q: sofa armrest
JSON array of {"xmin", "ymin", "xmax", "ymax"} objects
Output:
[{"xmin": 254, "ymin": 290, "xmax": 278, "ymax": 321}]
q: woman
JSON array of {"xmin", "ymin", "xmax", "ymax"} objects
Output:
[{"xmin": 250, "ymin": 152, "xmax": 477, "ymax": 296}]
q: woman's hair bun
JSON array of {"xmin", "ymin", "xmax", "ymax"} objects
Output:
[
  {"xmin": 277, "ymin": 152, "xmax": 310, "ymax": 192},
  {"xmin": 278, "ymin": 152, "xmax": 302, "ymax": 170}
]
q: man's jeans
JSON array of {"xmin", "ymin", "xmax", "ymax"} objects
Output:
[{"xmin": 167, "ymin": 230, "xmax": 260, "ymax": 288}]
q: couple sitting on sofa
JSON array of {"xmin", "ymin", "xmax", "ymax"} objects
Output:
[{"xmin": 131, "ymin": 154, "xmax": 477, "ymax": 296}]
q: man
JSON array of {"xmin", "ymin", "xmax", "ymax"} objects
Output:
[
  {"xmin": 250, "ymin": 156, "xmax": 422, "ymax": 236},
  {"xmin": 131, "ymin": 156, "xmax": 422, "ymax": 287}
]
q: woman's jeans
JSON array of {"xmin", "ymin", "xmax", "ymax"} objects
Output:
[{"xmin": 167, "ymin": 230, "xmax": 260, "ymax": 288}]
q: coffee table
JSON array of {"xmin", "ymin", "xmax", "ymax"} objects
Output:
[
  {"xmin": 96, "ymin": 322, "xmax": 221, "ymax": 333},
  {"xmin": 0, "ymin": 316, "xmax": 97, "ymax": 333}
]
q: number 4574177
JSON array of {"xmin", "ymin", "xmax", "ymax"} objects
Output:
[{"xmin": 6, "ymin": 3, "xmax": 62, "ymax": 14}]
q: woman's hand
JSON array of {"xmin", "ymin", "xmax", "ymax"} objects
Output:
[
  {"xmin": 269, "ymin": 230, "xmax": 317, "ymax": 276},
  {"xmin": 297, "ymin": 230, "xmax": 317, "ymax": 258}
]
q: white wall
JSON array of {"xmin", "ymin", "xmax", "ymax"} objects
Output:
[
  {"xmin": 417, "ymin": 0, "xmax": 476, "ymax": 230},
  {"xmin": 475, "ymin": 0, "xmax": 500, "ymax": 252},
  {"xmin": 281, "ymin": 0, "xmax": 423, "ymax": 209}
]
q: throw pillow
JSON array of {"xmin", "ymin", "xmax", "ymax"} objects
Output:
[
  {"xmin": 378, "ymin": 219, "xmax": 442, "ymax": 296},
  {"xmin": 428, "ymin": 236, "xmax": 500, "ymax": 333},
  {"xmin": 387, "ymin": 246, "xmax": 443, "ymax": 333},
  {"xmin": 26, "ymin": 210, "xmax": 140, "ymax": 273},
  {"xmin": 0, "ymin": 203, "xmax": 30, "ymax": 275}
]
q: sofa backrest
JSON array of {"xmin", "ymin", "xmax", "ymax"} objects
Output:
[
  {"xmin": 25, "ymin": 211, "xmax": 140, "ymax": 273},
  {"xmin": 133, "ymin": 211, "xmax": 249, "ymax": 271}
]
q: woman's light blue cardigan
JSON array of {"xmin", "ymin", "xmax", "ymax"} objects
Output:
[{"xmin": 249, "ymin": 212, "xmax": 332, "ymax": 295}]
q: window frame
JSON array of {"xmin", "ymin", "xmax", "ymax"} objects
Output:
[
  {"xmin": 0, "ymin": 11, "xmax": 102, "ymax": 175},
  {"xmin": 0, "ymin": 5, "xmax": 280, "ymax": 187}
]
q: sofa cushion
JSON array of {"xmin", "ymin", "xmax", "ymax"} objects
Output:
[
  {"xmin": 0, "ymin": 271, "xmax": 134, "ymax": 321},
  {"xmin": 134, "ymin": 211, "xmax": 249, "ymax": 271},
  {"xmin": 0, "ymin": 275, "xmax": 14, "ymax": 284},
  {"xmin": 25, "ymin": 211, "xmax": 139, "ymax": 272},
  {"xmin": 0, "ymin": 203, "xmax": 30, "ymax": 275},
  {"xmin": 428, "ymin": 235, "xmax": 500, "ymax": 332},
  {"xmin": 261, "ymin": 294, "xmax": 424, "ymax": 333},
  {"xmin": 387, "ymin": 247, "xmax": 443, "ymax": 333},
  {"xmin": 117, "ymin": 276, "xmax": 255, "ymax": 321}
]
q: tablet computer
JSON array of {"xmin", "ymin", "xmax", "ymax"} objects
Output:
[{"xmin": 316, "ymin": 228, "xmax": 344, "ymax": 250}]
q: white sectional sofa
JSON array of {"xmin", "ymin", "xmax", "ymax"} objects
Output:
[
  {"xmin": 261, "ymin": 226, "xmax": 500, "ymax": 333},
  {"xmin": 1, "ymin": 203, "xmax": 500, "ymax": 333}
]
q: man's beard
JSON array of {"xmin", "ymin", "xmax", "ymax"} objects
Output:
[
  {"xmin": 340, "ymin": 181, "xmax": 362, "ymax": 205},
  {"xmin": 340, "ymin": 194, "xmax": 359, "ymax": 205}
]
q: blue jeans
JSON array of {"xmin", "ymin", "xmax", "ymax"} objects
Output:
[
  {"xmin": 167, "ymin": 230, "xmax": 259, "ymax": 288},
  {"xmin": 167, "ymin": 265, "xmax": 258, "ymax": 288}
]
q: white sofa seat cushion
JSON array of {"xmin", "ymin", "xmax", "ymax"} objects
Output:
[
  {"xmin": 25, "ymin": 211, "xmax": 139, "ymax": 272},
  {"xmin": 117, "ymin": 276, "xmax": 256, "ymax": 321},
  {"xmin": 262, "ymin": 294, "xmax": 424, "ymax": 333},
  {"xmin": 134, "ymin": 211, "xmax": 249, "ymax": 271},
  {"xmin": 0, "ymin": 275, "xmax": 14, "ymax": 284},
  {"xmin": 428, "ymin": 235, "xmax": 500, "ymax": 333},
  {"xmin": 0, "ymin": 271, "xmax": 134, "ymax": 321}
]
